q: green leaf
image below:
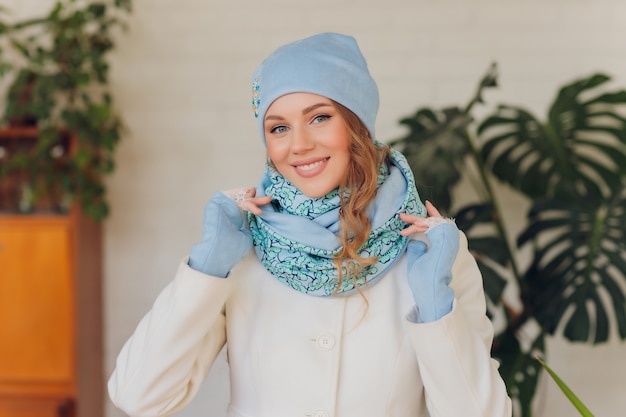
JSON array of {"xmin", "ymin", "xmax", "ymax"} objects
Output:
[
  {"xmin": 477, "ymin": 259, "xmax": 508, "ymax": 304},
  {"xmin": 493, "ymin": 329, "xmax": 545, "ymax": 417},
  {"xmin": 479, "ymin": 73, "xmax": 626, "ymax": 202},
  {"xmin": 397, "ymin": 66, "xmax": 626, "ymax": 417},
  {"xmin": 0, "ymin": 0, "xmax": 131, "ymax": 220},
  {"xmin": 535, "ymin": 357, "xmax": 595, "ymax": 416},
  {"xmin": 518, "ymin": 188, "xmax": 626, "ymax": 343},
  {"xmin": 391, "ymin": 106, "xmax": 472, "ymax": 212}
]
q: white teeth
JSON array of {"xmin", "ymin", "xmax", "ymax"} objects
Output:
[{"xmin": 296, "ymin": 159, "xmax": 327, "ymax": 171}]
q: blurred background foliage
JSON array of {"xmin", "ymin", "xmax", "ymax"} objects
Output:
[
  {"xmin": 391, "ymin": 64, "xmax": 626, "ymax": 417},
  {"xmin": 0, "ymin": 0, "xmax": 131, "ymax": 219}
]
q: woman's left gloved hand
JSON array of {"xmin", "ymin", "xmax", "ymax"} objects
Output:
[
  {"xmin": 400, "ymin": 201, "xmax": 460, "ymax": 323},
  {"xmin": 188, "ymin": 188, "xmax": 271, "ymax": 278}
]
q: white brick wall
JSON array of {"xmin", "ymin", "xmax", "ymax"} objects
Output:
[{"xmin": 4, "ymin": 1, "xmax": 626, "ymax": 416}]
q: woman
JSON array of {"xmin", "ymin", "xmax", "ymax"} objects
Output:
[{"xmin": 108, "ymin": 32, "xmax": 512, "ymax": 417}]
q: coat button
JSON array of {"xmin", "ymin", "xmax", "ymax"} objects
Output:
[{"xmin": 316, "ymin": 334, "xmax": 335, "ymax": 350}]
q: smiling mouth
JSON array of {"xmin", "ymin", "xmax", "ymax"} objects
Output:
[{"xmin": 294, "ymin": 157, "xmax": 330, "ymax": 171}]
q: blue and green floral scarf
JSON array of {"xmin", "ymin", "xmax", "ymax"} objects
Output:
[{"xmin": 248, "ymin": 147, "xmax": 425, "ymax": 296}]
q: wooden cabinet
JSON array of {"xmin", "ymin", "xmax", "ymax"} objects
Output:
[
  {"xmin": 0, "ymin": 220, "xmax": 74, "ymax": 384},
  {"xmin": 0, "ymin": 396, "xmax": 75, "ymax": 417},
  {"xmin": 0, "ymin": 129, "xmax": 103, "ymax": 417}
]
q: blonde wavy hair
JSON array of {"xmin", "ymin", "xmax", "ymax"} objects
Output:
[{"xmin": 332, "ymin": 101, "xmax": 391, "ymax": 295}]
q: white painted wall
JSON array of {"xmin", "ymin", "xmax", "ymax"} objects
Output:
[{"xmin": 4, "ymin": 1, "xmax": 626, "ymax": 416}]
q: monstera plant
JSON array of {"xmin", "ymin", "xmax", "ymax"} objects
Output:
[{"xmin": 391, "ymin": 66, "xmax": 626, "ymax": 417}]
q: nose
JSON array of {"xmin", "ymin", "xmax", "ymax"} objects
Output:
[{"xmin": 291, "ymin": 126, "xmax": 315, "ymax": 153}]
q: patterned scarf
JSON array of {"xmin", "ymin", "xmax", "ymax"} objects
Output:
[{"xmin": 248, "ymin": 147, "xmax": 425, "ymax": 296}]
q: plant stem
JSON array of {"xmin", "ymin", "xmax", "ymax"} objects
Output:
[
  {"xmin": 462, "ymin": 74, "xmax": 522, "ymax": 283},
  {"xmin": 465, "ymin": 131, "xmax": 521, "ymax": 283}
]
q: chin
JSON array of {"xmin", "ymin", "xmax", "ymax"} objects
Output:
[{"xmin": 298, "ymin": 186, "xmax": 338, "ymax": 199}]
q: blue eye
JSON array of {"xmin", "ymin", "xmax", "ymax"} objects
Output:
[
  {"xmin": 312, "ymin": 114, "xmax": 330, "ymax": 124},
  {"xmin": 270, "ymin": 125, "xmax": 289, "ymax": 134}
]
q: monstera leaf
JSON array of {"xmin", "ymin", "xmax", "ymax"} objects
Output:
[
  {"xmin": 454, "ymin": 202, "xmax": 509, "ymax": 305},
  {"xmin": 478, "ymin": 74, "xmax": 626, "ymax": 203},
  {"xmin": 518, "ymin": 189, "xmax": 626, "ymax": 343},
  {"xmin": 390, "ymin": 107, "xmax": 473, "ymax": 212},
  {"xmin": 477, "ymin": 73, "xmax": 626, "ymax": 343},
  {"xmin": 391, "ymin": 63, "xmax": 498, "ymax": 213},
  {"xmin": 397, "ymin": 68, "xmax": 626, "ymax": 417},
  {"xmin": 493, "ymin": 327, "xmax": 545, "ymax": 417}
]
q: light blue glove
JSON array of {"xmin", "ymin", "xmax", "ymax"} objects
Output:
[
  {"xmin": 406, "ymin": 223, "xmax": 460, "ymax": 322},
  {"xmin": 188, "ymin": 192, "xmax": 252, "ymax": 278}
]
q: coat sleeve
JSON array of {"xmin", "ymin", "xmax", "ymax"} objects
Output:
[
  {"xmin": 108, "ymin": 258, "xmax": 232, "ymax": 417},
  {"xmin": 406, "ymin": 231, "xmax": 512, "ymax": 417}
]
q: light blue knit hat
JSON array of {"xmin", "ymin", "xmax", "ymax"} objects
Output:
[{"xmin": 251, "ymin": 32, "xmax": 379, "ymax": 145}]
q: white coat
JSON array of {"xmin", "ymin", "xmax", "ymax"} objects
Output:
[{"xmin": 108, "ymin": 232, "xmax": 512, "ymax": 417}]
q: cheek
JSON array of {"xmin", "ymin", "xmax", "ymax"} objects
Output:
[
  {"xmin": 267, "ymin": 149, "xmax": 283, "ymax": 168},
  {"xmin": 336, "ymin": 138, "xmax": 352, "ymax": 175},
  {"xmin": 333, "ymin": 124, "xmax": 351, "ymax": 151},
  {"xmin": 334, "ymin": 132, "xmax": 352, "ymax": 162},
  {"xmin": 266, "ymin": 144, "xmax": 291, "ymax": 178},
  {"xmin": 337, "ymin": 151, "xmax": 352, "ymax": 176}
]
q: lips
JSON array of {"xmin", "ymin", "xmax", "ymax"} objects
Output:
[{"xmin": 292, "ymin": 157, "xmax": 330, "ymax": 178}]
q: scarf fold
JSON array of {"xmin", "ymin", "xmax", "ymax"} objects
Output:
[{"xmin": 248, "ymin": 147, "xmax": 425, "ymax": 296}]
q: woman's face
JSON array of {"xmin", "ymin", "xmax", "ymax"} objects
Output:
[{"xmin": 264, "ymin": 92, "xmax": 351, "ymax": 198}]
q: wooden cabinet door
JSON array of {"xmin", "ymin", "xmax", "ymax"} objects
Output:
[
  {"xmin": 0, "ymin": 396, "xmax": 74, "ymax": 417},
  {"xmin": 0, "ymin": 221, "xmax": 74, "ymax": 386}
]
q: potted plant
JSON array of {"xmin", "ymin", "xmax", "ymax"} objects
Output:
[
  {"xmin": 391, "ymin": 65, "xmax": 626, "ymax": 417},
  {"xmin": 0, "ymin": 0, "xmax": 132, "ymax": 219}
]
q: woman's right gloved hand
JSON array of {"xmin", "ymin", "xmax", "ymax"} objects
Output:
[
  {"xmin": 406, "ymin": 223, "xmax": 459, "ymax": 322},
  {"xmin": 188, "ymin": 189, "xmax": 271, "ymax": 278},
  {"xmin": 400, "ymin": 201, "xmax": 459, "ymax": 322}
]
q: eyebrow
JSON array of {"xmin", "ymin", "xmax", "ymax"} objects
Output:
[
  {"xmin": 264, "ymin": 102, "xmax": 332, "ymax": 121},
  {"xmin": 302, "ymin": 102, "xmax": 332, "ymax": 115}
]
